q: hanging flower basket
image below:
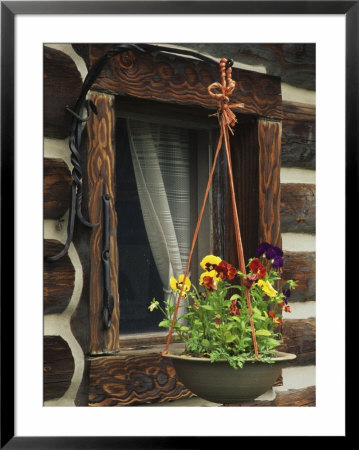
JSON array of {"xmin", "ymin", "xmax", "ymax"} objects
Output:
[
  {"xmin": 163, "ymin": 350, "xmax": 296, "ymax": 404},
  {"xmin": 150, "ymin": 245, "xmax": 298, "ymax": 404},
  {"xmin": 148, "ymin": 58, "xmax": 298, "ymax": 405}
]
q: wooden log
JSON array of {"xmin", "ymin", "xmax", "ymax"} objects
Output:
[
  {"xmin": 282, "ymin": 101, "xmax": 315, "ymax": 121},
  {"xmin": 89, "ymin": 44, "xmax": 282, "ymax": 119},
  {"xmin": 282, "ymin": 251, "xmax": 316, "ymax": 302},
  {"xmin": 278, "ymin": 319, "xmax": 316, "ymax": 366},
  {"xmin": 280, "ymin": 183, "xmax": 315, "ymax": 233},
  {"xmin": 181, "ymin": 43, "xmax": 315, "ymax": 90},
  {"xmin": 44, "ymin": 335, "xmax": 75, "ymax": 401},
  {"xmin": 226, "ymin": 386, "xmax": 315, "ymax": 406},
  {"xmin": 258, "ymin": 119, "xmax": 282, "ymax": 247},
  {"xmin": 44, "ymin": 157, "xmax": 72, "ymax": 220},
  {"xmin": 88, "ymin": 345, "xmax": 195, "ymax": 406},
  {"xmin": 87, "ymin": 92, "xmax": 120, "ymax": 354},
  {"xmin": 282, "ymin": 119, "xmax": 316, "ymax": 169},
  {"xmin": 44, "ymin": 46, "xmax": 83, "ymax": 138},
  {"xmin": 44, "ymin": 239, "xmax": 75, "ymax": 314}
]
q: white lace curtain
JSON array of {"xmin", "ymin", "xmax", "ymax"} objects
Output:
[{"xmin": 126, "ymin": 119, "xmax": 191, "ymax": 310}]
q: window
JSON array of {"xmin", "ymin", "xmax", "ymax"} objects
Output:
[{"xmin": 115, "ymin": 99, "xmax": 215, "ymax": 335}]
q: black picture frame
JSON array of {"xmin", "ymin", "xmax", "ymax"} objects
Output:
[{"xmin": 1, "ymin": 1, "xmax": 352, "ymax": 447}]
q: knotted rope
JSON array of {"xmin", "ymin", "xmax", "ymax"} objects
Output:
[{"xmin": 162, "ymin": 58, "xmax": 258, "ymax": 358}]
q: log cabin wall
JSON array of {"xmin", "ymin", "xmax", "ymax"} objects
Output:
[
  {"xmin": 43, "ymin": 43, "xmax": 315, "ymax": 406},
  {"xmin": 43, "ymin": 44, "xmax": 88, "ymax": 405}
]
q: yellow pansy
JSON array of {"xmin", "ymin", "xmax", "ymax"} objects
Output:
[
  {"xmin": 199, "ymin": 269, "xmax": 220, "ymax": 285},
  {"xmin": 257, "ymin": 279, "xmax": 278, "ymax": 298},
  {"xmin": 200, "ymin": 255, "xmax": 222, "ymax": 271},
  {"xmin": 170, "ymin": 274, "xmax": 191, "ymax": 298}
]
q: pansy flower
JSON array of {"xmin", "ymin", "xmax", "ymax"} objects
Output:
[
  {"xmin": 199, "ymin": 270, "xmax": 218, "ymax": 291},
  {"xmin": 229, "ymin": 299, "xmax": 241, "ymax": 316},
  {"xmin": 257, "ymin": 279, "xmax": 278, "ymax": 298},
  {"xmin": 200, "ymin": 255, "xmax": 222, "ymax": 272},
  {"xmin": 257, "ymin": 242, "xmax": 284, "ymax": 266},
  {"xmin": 269, "ymin": 310, "xmax": 283, "ymax": 325},
  {"xmin": 170, "ymin": 274, "xmax": 191, "ymax": 298},
  {"xmin": 249, "ymin": 258, "xmax": 266, "ymax": 279},
  {"xmin": 265, "ymin": 246, "xmax": 277, "ymax": 260},
  {"xmin": 282, "ymin": 288, "xmax": 291, "ymax": 305},
  {"xmin": 244, "ymin": 274, "xmax": 258, "ymax": 289},
  {"xmin": 148, "ymin": 300, "xmax": 159, "ymax": 311},
  {"xmin": 256, "ymin": 242, "xmax": 271, "ymax": 257},
  {"xmin": 215, "ymin": 260, "xmax": 237, "ymax": 280},
  {"xmin": 273, "ymin": 246, "xmax": 283, "ymax": 257},
  {"xmin": 280, "ymin": 302, "xmax": 292, "ymax": 313},
  {"xmin": 272, "ymin": 256, "xmax": 284, "ymax": 270}
]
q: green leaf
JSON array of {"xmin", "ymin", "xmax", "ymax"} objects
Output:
[
  {"xmin": 202, "ymin": 339, "xmax": 210, "ymax": 348},
  {"xmin": 231, "ymin": 316, "xmax": 241, "ymax": 323},
  {"xmin": 201, "ymin": 304, "xmax": 214, "ymax": 311},
  {"xmin": 224, "ymin": 332, "xmax": 236, "ymax": 343},
  {"xmin": 253, "ymin": 306, "xmax": 262, "ymax": 316},
  {"xmin": 264, "ymin": 338, "xmax": 281, "ymax": 348},
  {"xmin": 230, "ymin": 294, "xmax": 241, "ymax": 301},
  {"xmin": 158, "ymin": 319, "xmax": 172, "ymax": 328},
  {"xmin": 180, "ymin": 326, "xmax": 190, "ymax": 332},
  {"xmin": 256, "ymin": 329, "xmax": 271, "ymax": 337}
]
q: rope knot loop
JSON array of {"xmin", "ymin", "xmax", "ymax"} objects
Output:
[{"xmin": 208, "ymin": 58, "xmax": 238, "ymax": 132}]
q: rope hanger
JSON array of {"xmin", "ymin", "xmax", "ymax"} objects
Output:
[{"xmin": 162, "ymin": 58, "xmax": 259, "ymax": 358}]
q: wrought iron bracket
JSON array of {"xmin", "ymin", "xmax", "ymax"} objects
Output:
[{"xmin": 102, "ymin": 191, "xmax": 114, "ymax": 329}]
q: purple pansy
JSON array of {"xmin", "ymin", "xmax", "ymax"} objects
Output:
[
  {"xmin": 257, "ymin": 242, "xmax": 285, "ymax": 268},
  {"xmin": 272, "ymin": 256, "xmax": 284, "ymax": 270},
  {"xmin": 273, "ymin": 246, "xmax": 283, "ymax": 257},
  {"xmin": 265, "ymin": 246, "xmax": 277, "ymax": 259},
  {"xmin": 283, "ymin": 288, "xmax": 291, "ymax": 305},
  {"xmin": 256, "ymin": 242, "xmax": 271, "ymax": 257}
]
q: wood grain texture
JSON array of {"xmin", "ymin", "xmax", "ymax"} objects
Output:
[
  {"xmin": 44, "ymin": 46, "xmax": 82, "ymax": 138},
  {"xmin": 280, "ymin": 183, "xmax": 315, "ymax": 233},
  {"xmin": 44, "ymin": 157, "xmax": 72, "ymax": 220},
  {"xmin": 282, "ymin": 251, "xmax": 316, "ymax": 302},
  {"xmin": 89, "ymin": 45, "xmax": 282, "ymax": 119},
  {"xmin": 88, "ymin": 350, "xmax": 195, "ymax": 406},
  {"xmin": 87, "ymin": 92, "xmax": 120, "ymax": 354},
  {"xmin": 44, "ymin": 239, "xmax": 75, "ymax": 315},
  {"xmin": 258, "ymin": 119, "xmax": 282, "ymax": 247},
  {"xmin": 282, "ymin": 101, "xmax": 315, "ymax": 121},
  {"xmin": 230, "ymin": 119, "xmax": 260, "ymax": 263},
  {"xmin": 44, "ymin": 335, "xmax": 75, "ymax": 401},
  {"xmin": 278, "ymin": 319, "xmax": 316, "ymax": 366},
  {"xmin": 282, "ymin": 118, "xmax": 315, "ymax": 169},
  {"xmin": 181, "ymin": 44, "xmax": 315, "ymax": 90},
  {"xmin": 226, "ymin": 386, "xmax": 315, "ymax": 407}
]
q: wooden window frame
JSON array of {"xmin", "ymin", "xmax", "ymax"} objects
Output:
[{"xmin": 84, "ymin": 44, "xmax": 282, "ymax": 356}]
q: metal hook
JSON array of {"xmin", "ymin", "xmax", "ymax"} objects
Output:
[{"xmin": 66, "ymin": 100, "xmax": 97, "ymax": 122}]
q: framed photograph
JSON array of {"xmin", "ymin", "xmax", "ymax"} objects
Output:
[{"xmin": 1, "ymin": 1, "xmax": 351, "ymax": 447}]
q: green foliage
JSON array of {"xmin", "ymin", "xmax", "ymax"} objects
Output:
[{"xmin": 149, "ymin": 253, "xmax": 296, "ymax": 369}]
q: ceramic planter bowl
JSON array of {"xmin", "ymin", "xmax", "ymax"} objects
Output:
[{"xmin": 163, "ymin": 351, "xmax": 296, "ymax": 404}]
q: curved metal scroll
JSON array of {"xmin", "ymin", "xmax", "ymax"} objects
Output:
[
  {"xmin": 101, "ymin": 191, "xmax": 114, "ymax": 329},
  {"xmin": 46, "ymin": 43, "xmax": 220, "ymax": 261}
]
